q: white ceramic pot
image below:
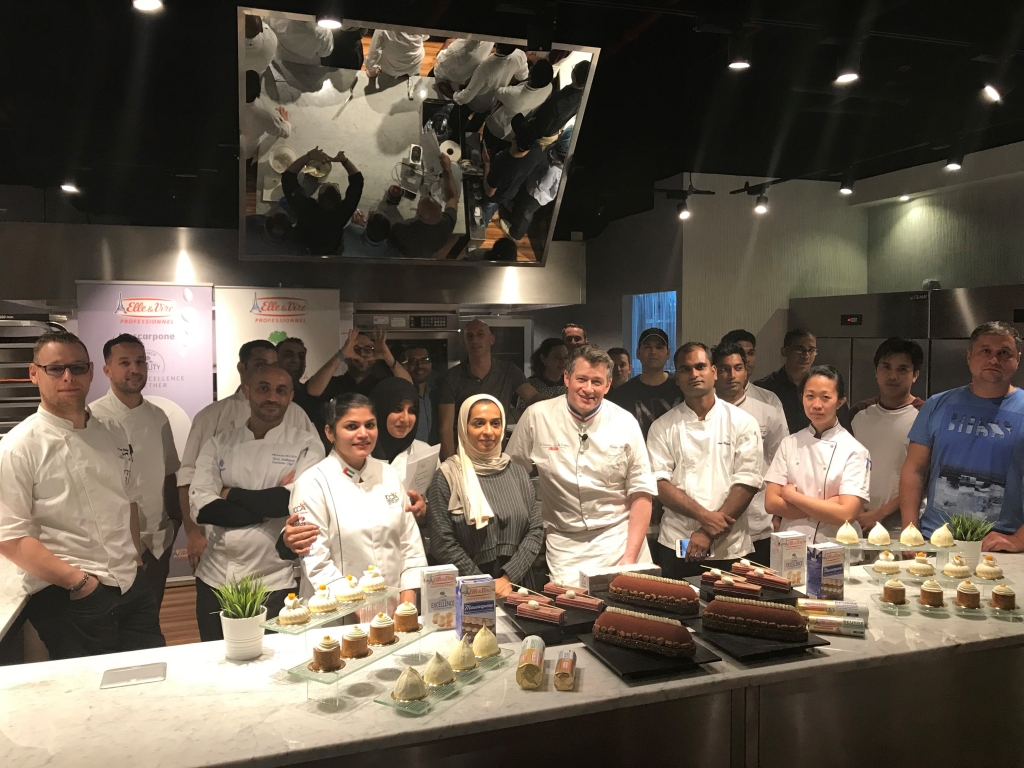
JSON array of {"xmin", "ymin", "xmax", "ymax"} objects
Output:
[
  {"xmin": 954, "ymin": 540, "xmax": 984, "ymax": 572},
  {"xmin": 220, "ymin": 607, "xmax": 267, "ymax": 661}
]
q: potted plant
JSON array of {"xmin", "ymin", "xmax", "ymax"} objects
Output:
[
  {"xmin": 946, "ymin": 513, "xmax": 994, "ymax": 571},
  {"xmin": 213, "ymin": 575, "xmax": 271, "ymax": 661}
]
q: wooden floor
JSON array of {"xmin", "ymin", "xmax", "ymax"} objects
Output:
[{"xmin": 160, "ymin": 583, "xmax": 201, "ymax": 646}]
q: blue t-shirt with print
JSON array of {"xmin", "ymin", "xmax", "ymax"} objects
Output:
[{"xmin": 908, "ymin": 386, "xmax": 1024, "ymax": 536}]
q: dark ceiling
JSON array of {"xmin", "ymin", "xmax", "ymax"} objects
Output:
[{"xmin": 1, "ymin": 0, "xmax": 1023, "ymax": 237}]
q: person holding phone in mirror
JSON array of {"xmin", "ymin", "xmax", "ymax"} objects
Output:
[{"xmin": 282, "ymin": 146, "xmax": 363, "ymax": 255}]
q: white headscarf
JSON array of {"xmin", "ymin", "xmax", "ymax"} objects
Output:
[{"xmin": 438, "ymin": 394, "xmax": 510, "ymax": 529}]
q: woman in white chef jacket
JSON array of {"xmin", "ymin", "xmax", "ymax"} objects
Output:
[
  {"xmin": 764, "ymin": 365, "xmax": 871, "ymax": 545},
  {"xmin": 283, "ymin": 392, "xmax": 427, "ymax": 605}
]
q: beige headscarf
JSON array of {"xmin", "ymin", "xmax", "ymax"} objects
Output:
[{"xmin": 438, "ymin": 394, "xmax": 510, "ymax": 529}]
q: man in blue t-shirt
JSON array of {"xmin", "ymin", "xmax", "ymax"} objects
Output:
[{"xmin": 901, "ymin": 321, "xmax": 1024, "ymax": 552}]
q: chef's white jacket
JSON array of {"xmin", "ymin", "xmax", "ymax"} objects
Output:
[
  {"xmin": 0, "ymin": 408, "xmax": 142, "ymax": 595},
  {"xmin": 244, "ymin": 20, "xmax": 277, "ymax": 75},
  {"xmin": 267, "ymin": 18, "xmax": 334, "ymax": 65},
  {"xmin": 732, "ymin": 394, "xmax": 788, "ymax": 541},
  {"xmin": 240, "ymin": 100, "xmax": 292, "ymax": 161},
  {"xmin": 90, "ymin": 390, "xmax": 180, "ymax": 559},
  {"xmin": 764, "ymin": 422, "xmax": 871, "ymax": 544},
  {"xmin": 486, "ymin": 82, "xmax": 553, "ymax": 141},
  {"xmin": 746, "ymin": 383, "xmax": 789, "ymax": 430},
  {"xmin": 290, "ymin": 452, "xmax": 427, "ymax": 595},
  {"xmin": 454, "ymin": 50, "xmax": 530, "ymax": 113},
  {"xmin": 647, "ymin": 397, "xmax": 763, "ymax": 560},
  {"xmin": 433, "ymin": 40, "xmax": 494, "ymax": 86},
  {"xmin": 365, "ymin": 30, "xmax": 430, "ymax": 78},
  {"xmin": 177, "ymin": 390, "xmax": 317, "ymax": 488},
  {"xmin": 190, "ymin": 422, "xmax": 323, "ymax": 591}
]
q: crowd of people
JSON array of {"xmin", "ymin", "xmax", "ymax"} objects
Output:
[{"xmin": 3, "ymin": 315, "xmax": 1022, "ymax": 660}]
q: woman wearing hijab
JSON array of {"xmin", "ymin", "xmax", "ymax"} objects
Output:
[
  {"xmin": 369, "ymin": 377, "xmax": 434, "ymax": 520},
  {"xmin": 426, "ymin": 394, "xmax": 543, "ymax": 597}
]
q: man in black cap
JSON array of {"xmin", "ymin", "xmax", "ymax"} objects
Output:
[{"xmin": 607, "ymin": 328, "xmax": 682, "ymax": 439}]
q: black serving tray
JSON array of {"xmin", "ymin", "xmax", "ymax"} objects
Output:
[
  {"xmin": 498, "ymin": 598, "xmax": 600, "ymax": 646},
  {"xmin": 578, "ymin": 633, "xmax": 721, "ymax": 680},
  {"xmin": 685, "ymin": 575, "xmax": 805, "ymax": 606},
  {"xmin": 593, "ymin": 591, "xmax": 704, "ymax": 623},
  {"xmin": 692, "ymin": 619, "xmax": 829, "ymax": 662}
]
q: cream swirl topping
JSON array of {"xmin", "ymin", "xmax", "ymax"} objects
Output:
[
  {"xmin": 344, "ymin": 626, "xmax": 367, "ymax": 640},
  {"xmin": 370, "ymin": 612, "xmax": 394, "ymax": 627},
  {"xmin": 315, "ymin": 635, "xmax": 340, "ymax": 652},
  {"xmin": 957, "ymin": 579, "xmax": 979, "ymax": 594}
]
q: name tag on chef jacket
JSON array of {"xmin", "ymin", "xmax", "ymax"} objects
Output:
[{"xmin": 271, "ymin": 452, "xmax": 299, "ymax": 467}]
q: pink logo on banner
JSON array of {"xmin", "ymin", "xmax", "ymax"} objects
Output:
[
  {"xmin": 114, "ymin": 293, "xmax": 177, "ymax": 318},
  {"xmin": 249, "ymin": 293, "xmax": 308, "ymax": 323}
]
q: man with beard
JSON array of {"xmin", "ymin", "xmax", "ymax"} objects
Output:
[
  {"xmin": 305, "ymin": 328, "xmax": 412, "ymax": 403},
  {"xmin": 90, "ymin": 334, "xmax": 181, "ymax": 609},
  {"xmin": 189, "ymin": 364, "xmax": 323, "ymax": 641}
]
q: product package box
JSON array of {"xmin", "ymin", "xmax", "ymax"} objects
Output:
[
  {"xmin": 456, "ymin": 575, "xmax": 496, "ymax": 640},
  {"xmin": 421, "ymin": 565, "xmax": 458, "ymax": 629},
  {"xmin": 579, "ymin": 563, "xmax": 662, "ymax": 593},
  {"xmin": 770, "ymin": 531, "xmax": 807, "ymax": 586},
  {"xmin": 806, "ymin": 543, "xmax": 845, "ymax": 600}
]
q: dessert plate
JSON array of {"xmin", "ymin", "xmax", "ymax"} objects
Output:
[
  {"xmin": 499, "ymin": 598, "xmax": 598, "ymax": 646},
  {"xmin": 578, "ymin": 632, "xmax": 720, "ymax": 680},
  {"xmin": 952, "ymin": 604, "xmax": 987, "ymax": 619},
  {"xmin": 288, "ymin": 624, "xmax": 436, "ymax": 685},
  {"xmin": 914, "ymin": 600, "xmax": 951, "ymax": 617},
  {"xmin": 262, "ymin": 586, "xmax": 400, "ymax": 635},
  {"xmin": 870, "ymin": 594, "xmax": 912, "ymax": 616},
  {"xmin": 374, "ymin": 648, "xmax": 513, "ymax": 716},
  {"xmin": 693, "ymin": 620, "xmax": 829, "ymax": 662},
  {"xmin": 986, "ymin": 605, "xmax": 1023, "ymax": 622}
]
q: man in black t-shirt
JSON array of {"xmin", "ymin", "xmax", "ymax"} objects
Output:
[
  {"xmin": 389, "ymin": 153, "xmax": 460, "ymax": 258},
  {"xmin": 479, "ymin": 126, "xmax": 544, "ymax": 228},
  {"xmin": 607, "ymin": 328, "xmax": 682, "ymax": 439}
]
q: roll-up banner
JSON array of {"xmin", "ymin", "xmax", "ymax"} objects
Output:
[{"xmin": 213, "ymin": 288, "xmax": 340, "ymax": 398}]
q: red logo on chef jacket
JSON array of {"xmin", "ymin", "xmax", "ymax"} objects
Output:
[
  {"xmin": 113, "ymin": 293, "xmax": 176, "ymax": 318},
  {"xmin": 249, "ymin": 292, "xmax": 308, "ymax": 322},
  {"xmin": 385, "ymin": 492, "xmax": 400, "ymax": 505}
]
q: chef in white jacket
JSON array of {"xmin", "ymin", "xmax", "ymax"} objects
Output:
[
  {"xmin": 189, "ymin": 365, "xmax": 323, "ymax": 641},
  {"xmin": 365, "ymin": 30, "xmax": 430, "ymax": 79},
  {"xmin": 765, "ymin": 365, "xmax": 870, "ymax": 545},
  {"xmin": 506, "ymin": 345, "xmax": 657, "ymax": 586},
  {"xmin": 177, "ymin": 340, "xmax": 318, "ymax": 576},
  {"xmin": 433, "ymin": 39, "xmax": 494, "ymax": 89},
  {"xmin": 281, "ymin": 392, "xmax": 428, "ymax": 607},
  {"xmin": 266, "ymin": 18, "xmax": 334, "ymax": 65},
  {"xmin": 244, "ymin": 14, "xmax": 278, "ymax": 75},
  {"xmin": 647, "ymin": 343, "xmax": 763, "ymax": 578}
]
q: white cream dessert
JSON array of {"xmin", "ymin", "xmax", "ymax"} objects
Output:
[
  {"xmin": 517, "ymin": 587, "xmax": 529, "ymax": 595},
  {"xmin": 423, "ymin": 651, "xmax": 456, "ymax": 686},
  {"xmin": 975, "ymin": 555, "xmax": 1004, "ymax": 580},
  {"xmin": 955, "ymin": 579, "xmax": 981, "ymax": 609},
  {"xmin": 943, "ymin": 555, "xmax": 970, "ymax": 578},
  {"xmin": 334, "ymin": 575, "xmax": 363, "ymax": 603},
  {"xmin": 368, "ymin": 611, "xmax": 395, "ymax": 645},
  {"xmin": 448, "ymin": 636, "xmax": 478, "ymax": 671},
  {"xmin": 308, "ymin": 584, "xmax": 336, "ymax": 614},
  {"xmin": 867, "ymin": 522, "xmax": 891, "ymax": 546},
  {"xmin": 471, "ymin": 624, "xmax": 500, "ymax": 658},
  {"xmin": 277, "ymin": 593, "xmax": 311, "ymax": 625},
  {"xmin": 836, "ymin": 521, "xmax": 860, "ymax": 544},
  {"xmin": 872, "ymin": 550, "xmax": 900, "ymax": 575},
  {"xmin": 907, "ymin": 553, "xmax": 935, "ymax": 577},
  {"xmin": 899, "ymin": 523, "xmax": 925, "ymax": 547},
  {"xmin": 930, "ymin": 522, "xmax": 955, "ymax": 548},
  {"xmin": 393, "ymin": 667, "xmax": 429, "ymax": 702},
  {"xmin": 991, "ymin": 584, "xmax": 1016, "ymax": 611},
  {"xmin": 919, "ymin": 578, "xmax": 944, "ymax": 607},
  {"xmin": 358, "ymin": 565, "xmax": 387, "ymax": 593}
]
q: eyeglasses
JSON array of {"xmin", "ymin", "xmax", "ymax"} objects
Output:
[
  {"xmin": 787, "ymin": 346, "xmax": 818, "ymax": 357},
  {"xmin": 405, "ymin": 357, "xmax": 431, "ymax": 364},
  {"xmin": 352, "ymin": 345, "xmax": 375, "ymax": 356},
  {"xmin": 35, "ymin": 362, "xmax": 90, "ymax": 377}
]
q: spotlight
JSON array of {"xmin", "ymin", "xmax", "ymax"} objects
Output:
[
  {"xmin": 132, "ymin": 0, "xmax": 163, "ymax": 10},
  {"xmin": 983, "ymin": 84, "xmax": 1002, "ymax": 103},
  {"xmin": 316, "ymin": 0, "xmax": 344, "ymax": 29},
  {"xmin": 754, "ymin": 194, "xmax": 768, "ymax": 214},
  {"xmin": 899, "ymin": 194, "xmax": 910, "ymax": 201},
  {"xmin": 835, "ymin": 71, "xmax": 859, "ymax": 84},
  {"xmin": 835, "ymin": 47, "xmax": 860, "ymax": 85},
  {"xmin": 677, "ymin": 201, "xmax": 690, "ymax": 220},
  {"xmin": 839, "ymin": 169, "xmax": 855, "ymax": 195},
  {"xmin": 945, "ymin": 151, "xmax": 964, "ymax": 171},
  {"xmin": 60, "ymin": 182, "xmax": 80, "ymax": 194},
  {"xmin": 728, "ymin": 33, "xmax": 751, "ymax": 70}
]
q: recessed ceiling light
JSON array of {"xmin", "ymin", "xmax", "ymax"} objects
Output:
[
  {"xmin": 677, "ymin": 201, "xmax": 690, "ymax": 220},
  {"xmin": 729, "ymin": 60, "xmax": 750, "ymax": 70},
  {"xmin": 899, "ymin": 194, "xmax": 910, "ymax": 201},
  {"xmin": 317, "ymin": 0, "xmax": 344, "ymax": 29},
  {"xmin": 983, "ymin": 84, "xmax": 1002, "ymax": 103},
  {"xmin": 835, "ymin": 72, "xmax": 859, "ymax": 84},
  {"xmin": 754, "ymin": 194, "xmax": 768, "ymax": 214},
  {"xmin": 60, "ymin": 183, "xmax": 79, "ymax": 194},
  {"xmin": 133, "ymin": 0, "xmax": 163, "ymax": 11}
]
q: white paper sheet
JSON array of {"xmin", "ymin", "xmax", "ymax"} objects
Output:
[{"xmin": 405, "ymin": 444, "xmax": 441, "ymax": 496}]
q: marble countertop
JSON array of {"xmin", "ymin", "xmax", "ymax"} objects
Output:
[
  {"xmin": 0, "ymin": 558, "xmax": 29, "ymax": 641},
  {"xmin": 2, "ymin": 554, "xmax": 1023, "ymax": 768}
]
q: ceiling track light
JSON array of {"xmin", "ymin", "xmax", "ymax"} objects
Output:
[
  {"xmin": 834, "ymin": 45, "xmax": 861, "ymax": 85},
  {"xmin": 899, "ymin": 194, "xmax": 910, "ymax": 201},
  {"xmin": 728, "ymin": 32, "xmax": 751, "ymax": 70},
  {"xmin": 945, "ymin": 150, "xmax": 964, "ymax": 171},
  {"xmin": 316, "ymin": 0, "xmax": 344, "ymax": 29},
  {"xmin": 839, "ymin": 168, "xmax": 855, "ymax": 195},
  {"xmin": 60, "ymin": 182, "xmax": 80, "ymax": 194},
  {"xmin": 754, "ymin": 194, "xmax": 768, "ymax": 214},
  {"xmin": 132, "ymin": 0, "xmax": 163, "ymax": 11},
  {"xmin": 982, "ymin": 83, "xmax": 1002, "ymax": 103},
  {"xmin": 677, "ymin": 201, "xmax": 690, "ymax": 220}
]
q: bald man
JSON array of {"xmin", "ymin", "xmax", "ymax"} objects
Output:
[{"xmin": 436, "ymin": 319, "xmax": 540, "ymax": 458}]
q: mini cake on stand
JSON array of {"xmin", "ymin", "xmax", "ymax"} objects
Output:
[
  {"xmin": 394, "ymin": 601, "xmax": 420, "ymax": 632},
  {"xmin": 975, "ymin": 555, "xmax": 1003, "ymax": 580},
  {"xmin": 312, "ymin": 635, "xmax": 343, "ymax": 672},
  {"xmin": 867, "ymin": 522, "xmax": 891, "ymax": 546},
  {"xmin": 277, "ymin": 593, "xmax": 311, "ymax": 625},
  {"xmin": 308, "ymin": 584, "xmax": 336, "ymax": 614},
  {"xmin": 358, "ymin": 566, "xmax": 387, "ymax": 594},
  {"xmin": 991, "ymin": 584, "xmax": 1016, "ymax": 611},
  {"xmin": 448, "ymin": 636, "xmax": 478, "ymax": 671},
  {"xmin": 368, "ymin": 612, "xmax": 395, "ymax": 645},
  {"xmin": 930, "ymin": 523, "xmax": 955, "ymax": 548},
  {"xmin": 472, "ymin": 625, "xmax": 500, "ymax": 658},
  {"xmin": 900, "ymin": 523, "xmax": 925, "ymax": 547},
  {"xmin": 341, "ymin": 626, "xmax": 369, "ymax": 658},
  {"xmin": 334, "ymin": 575, "xmax": 363, "ymax": 603},
  {"xmin": 423, "ymin": 652, "xmax": 456, "ymax": 687},
  {"xmin": 955, "ymin": 579, "xmax": 980, "ymax": 609},
  {"xmin": 918, "ymin": 579, "xmax": 945, "ymax": 607},
  {"xmin": 943, "ymin": 555, "xmax": 971, "ymax": 578},
  {"xmin": 907, "ymin": 553, "xmax": 935, "ymax": 577},
  {"xmin": 872, "ymin": 551, "xmax": 900, "ymax": 575},
  {"xmin": 392, "ymin": 667, "xmax": 428, "ymax": 702},
  {"xmin": 882, "ymin": 578, "xmax": 907, "ymax": 605},
  {"xmin": 836, "ymin": 521, "xmax": 860, "ymax": 545}
]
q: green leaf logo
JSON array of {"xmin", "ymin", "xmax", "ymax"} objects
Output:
[{"xmin": 268, "ymin": 330, "xmax": 288, "ymax": 345}]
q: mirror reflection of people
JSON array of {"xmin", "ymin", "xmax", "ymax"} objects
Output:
[
  {"xmin": 519, "ymin": 60, "xmax": 589, "ymax": 149},
  {"xmin": 428, "ymin": 395, "xmax": 544, "ymax": 597},
  {"xmin": 266, "ymin": 18, "xmax": 334, "ymax": 66},
  {"xmin": 342, "ymin": 209, "xmax": 400, "ymax": 258},
  {"xmin": 369, "ymin": 377, "xmax": 432, "ymax": 521},
  {"xmin": 453, "ymin": 43, "xmax": 529, "ymax": 123},
  {"xmin": 389, "ymin": 153, "xmax": 459, "ymax": 259},
  {"xmin": 365, "ymin": 30, "xmax": 430, "ymax": 80},
  {"xmin": 280, "ymin": 394, "xmax": 428, "ymax": 605},
  {"xmin": 282, "ymin": 146, "xmax": 363, "ymax": 255},
  {"xmin": 431, "ymin": 39, "xmax": 494, "ymax": 95},
  {"xmin": 483, "ymin": 59, "xmax": 554, "ymax": 156},
  {"xmin": 607, "ymin": 347, "xmax": 632, "ymax": 388},
  {"xmin": 244, "ymin": 14, "xmax": 277, "ymax": 76},
  {"xmin": 241, "ymin": 70, "xmax": 290, "ymax": 162},
  {"xmin": 503, "ymin": 126, "xmax": 570, "ymax": 239},
  {"xmin": 480, "ymin": 127, "xmax": 544, "ymax": 229}
]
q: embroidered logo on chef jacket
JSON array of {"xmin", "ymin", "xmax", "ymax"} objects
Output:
[
  {"xmin": 385, "ymin": 492, "xmax": 401, "ymax": 505},
  {"xmin": 541, "ymin": 442, "xmax": 570, "ymax": 451},
  {"xmin": 218, "ymin": 458, "xmax": 226, "ymax": 471},
  {"xmin": 271, "ymin": 452, "xmax": 299, "ymax": 466}
]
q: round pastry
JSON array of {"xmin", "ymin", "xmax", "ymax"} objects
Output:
[
  {"xmin": 277, "ymin": 593, "xmax": 311, "ymax": 625},
  {"xmin": 872, "ymin": 550, "xmax": 900, "ymax": 575},
  {"xmin": 334, "ymin": 575, "xmax": 363, "ymax": 603},
  {"xmin": 308, "ymin": 584, "xmax": 336, "ymax": 614},
  {"xmin": 907, "ymin": 553, "xmax": 935, "ymax": 577},
  {"xmin": 312, "ymin": 635, "xmax": 343, "ymax": 672},
  {"xmin": 836, "ymin": 521, "xmax": 860, "ymax": 545},
  {"xmin": 448, "ymin": 635, "xmax": 478, "ymax": 671},
  {"xmin": 471, "ymin": 624, "xmax": 500, "ymax": 658},
  {"xmin": 943, "ymin": 555, "xmax": 970, "ymax": 578},
  {"xmin": 975, "ymin": 555, "xmax": 1003, "ymax": 580},
  {"xmin": 392, "ymin": 667, "xmax": 428, "ymax": 702},
  {"xmin": 341, "ymin": 626, "xmax": 369, "ymax": 658},
  {"xmin": 368, "ymin": 612, "xmax": 395, "ymax": 645},
  {"xmin": 358, "ymin": 566, "xmax": 387, "ymax": 593},
  {"xmin": 899, "ymin": 523, "xmax": 924, "ymax": 547},
  {"xmin": 882, "ymin": 578, "xmax": 906, "ymax": 605},
  {"xmin": 990, "ymin": 584, "xmax": 1016, "ymax": 611},
  {"xmin": 866, "ymin": 522, "xmax": 891, "ymax": 546},
  {"xmin": 955, "ymin": 579, "xmax": 981, "ymax": 609},
  {"xmin": 930, "ymin": 522, "xmax": 955, "ymax": 547},
  {"xmin": 394, "ymin": 601, "xmax": 420, "ymax": 632},
  {"xmin": 423, "ymin": 651, "xmax": 456, "ymax": 687},
  {"xmin": 918, "ymin": 578, "xmax": 944, "ymax": 608}
]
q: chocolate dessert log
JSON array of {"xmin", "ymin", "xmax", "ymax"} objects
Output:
[
  {"xmin": 608, "ymin": 572, "xmax": 699, "ymax": 616},
  {"xmin": 702, "ymin": 596, "xmax": 808, "ymax": 642},
  {"xmin": 593, "ymin": 607, "xmax": 696, "ymax": 657},
  {"xmin": 516, "ymin": 602, "xmax": 566, "ymax": 625},
  {"xmin": 555, "ymin": 592, "xmax": 605, "ymax": 613},
  {"xmin": 729, "ymin": 563, "xmax": 791, "ymax": 590},
  {"xmin": 505, "ymin": 592, "xmax": 553, "ymax": 607}
]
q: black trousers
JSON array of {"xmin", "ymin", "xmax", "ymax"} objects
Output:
[
  {"xmin": 655, "ymin": 541, "xmax": 740, "ymax": 579},
  {"xmin": 25, "ymin": 567, "xmax": 166, "ymax": 660},
  {"xmin": 194, "ymin": 578, "xmax": 293, "ymax": 642},
  {"xmin": 141, "ymin": 522, "xmax": 179, "ymax": 609},
  {"xmin": 751, "ymin": 537, "xmax": 772, "ymax": 568},
  {"xmin": 508, "ymin": 185, "xmax": 543, "ymax": 240}
]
